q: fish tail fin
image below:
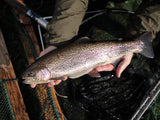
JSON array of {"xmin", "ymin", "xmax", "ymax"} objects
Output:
[{"xmin": 139, "ymin": 32, "xmax": 154, "ymax": 58}]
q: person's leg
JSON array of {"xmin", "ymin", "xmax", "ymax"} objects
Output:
[
  {"xmin": 127, "ymin": 0, "xmax": 160, "ymax": 39},
  {"xmin": 46, "ymin": 0, "xmax": 88, "ymax": 46}
]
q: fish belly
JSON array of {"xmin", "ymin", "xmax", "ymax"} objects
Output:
[{"xmin": 64, "ymin": 53, "xmax": 122, "ymax": 79}]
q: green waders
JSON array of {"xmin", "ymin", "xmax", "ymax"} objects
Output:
[{"xmin": 46, "ymin": 0, "xmax": 88, "ymax": 46}]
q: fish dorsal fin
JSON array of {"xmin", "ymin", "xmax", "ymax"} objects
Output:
[{"xmin": 75, "ymin": 36, "xmax": 91, "ymax": 43}]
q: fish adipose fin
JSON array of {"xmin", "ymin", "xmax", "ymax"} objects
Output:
[{"xmin": 139, "ymin": 32, "xmax": 154, "ymax": 58}]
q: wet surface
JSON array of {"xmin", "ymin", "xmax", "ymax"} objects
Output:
[{"xmin": 1, "ymin": 0, "xmax": 160, "ymax": 120}]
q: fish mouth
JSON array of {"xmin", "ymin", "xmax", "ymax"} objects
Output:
[
  {"xmin": 22, "ymin": 77, "xmax": 36, "ymax": 84},
  {"xmin": 23, "ymin": 80, "xmax": 34, "ymax": 84}
]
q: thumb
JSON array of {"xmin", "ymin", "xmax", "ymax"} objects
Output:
[
  {"xmin": 30, "ymin": 84, "xmax": 36, "ymax": 88},
  {"xmin": 39, "ymin": 46, "xmax": 57, "ymax": 57},
  {"xmin": 116, "ymin": 53, "xmax": 133, "ymax": 78}
]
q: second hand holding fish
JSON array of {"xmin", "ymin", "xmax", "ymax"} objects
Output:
[{"xmin": 30, "ymin": 46, "xmax": 133, "ymax": 88}]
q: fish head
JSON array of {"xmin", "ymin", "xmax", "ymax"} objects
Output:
[
  {"xmin": 22, "ymin": 71, "xmax": 37, "ymax": 84},
  {"xmin": 21, "ymin": 64, "xmax": 51, "ymax": 84}
]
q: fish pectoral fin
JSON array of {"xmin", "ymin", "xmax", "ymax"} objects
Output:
[{"xmin": 88, "ymin": 70, "xmax": 101, "ymax": 78}]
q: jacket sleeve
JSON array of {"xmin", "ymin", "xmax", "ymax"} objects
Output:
[
  {"xmin": 127, "ymin": 0, "xmax": 160, "ymax": 39},
  {"xmin": 45, "ymin": 0, "xmax": 88, "ymax": 46}
]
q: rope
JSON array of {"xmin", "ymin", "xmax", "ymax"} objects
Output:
[{"xmin": 54, "ymin": 88, "xmax": 68, "ymax": 99}]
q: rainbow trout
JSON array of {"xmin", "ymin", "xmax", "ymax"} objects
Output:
[{"xmin": 22, "ymin": 32, "xmax": 154, "ymax": 84}]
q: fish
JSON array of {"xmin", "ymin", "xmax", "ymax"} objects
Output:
[{"xmin": 22, "ymin": 32, "xmax": 154, "ymax": 84}]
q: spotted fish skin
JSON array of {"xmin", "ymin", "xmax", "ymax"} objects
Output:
[{"xmin": 22, "ymin": 32, "xmax": 154, "ymax": 84}]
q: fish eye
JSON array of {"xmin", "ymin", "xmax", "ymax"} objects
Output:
[{"xmin": 27, "ymin": 72, "xmax": 36, "ymax": 77}]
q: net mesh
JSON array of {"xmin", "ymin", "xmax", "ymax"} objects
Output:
[
  {"xmin": 0, "ymin": 81, "xmax": 15, "ymax": 120},
  {"xmin": 35, "ymin": 85, "xmax": 60, "ymax": 120}
]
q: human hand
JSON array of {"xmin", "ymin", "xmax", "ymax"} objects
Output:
[
  {"xmin": 116, "ymin": 53, "xmax": 133, "ymax": 78},
  {"xmin": 30, "ymin": 46, "xmax": 68, "ymax": 88},
  {"xmin": 89, "ymin": 53, "xmax": 133, "ymax": 78}
]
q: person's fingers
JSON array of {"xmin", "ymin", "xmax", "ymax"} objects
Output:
[
  {"xmin": 30, "ymin": 84, "xmax": 36, "ymax": 88},
  {"xmin": 116, "ymin": 53, "xmax": 133, "ymax": 78},
  {"xmin": 39, "ymin": 46, "xmax": 57, "ymax": 57},
  {"xmin": 47, "ymin": 81, "xmax": 56, "ymax": 87},
  {"xmin": 88, "ymin": 69, "xmax": 101, "ymax": 78},
  {"xmin": 54, "ymin": 80, "xmax": 62, "ymax": 85},
  {"xmin": 88, "ymin": 64, "xmax": 114, "ymax": 78},
  {"xmin": 95, "ymin": 64, "xmax": 114, "ymax": 72},
  {"xmin": 46, "ymin": 76, "xmax": 68, "ymax": 87},
  {"xmin": 47, "ymin": 80, "xmax": 62, "ymax": 87}
]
